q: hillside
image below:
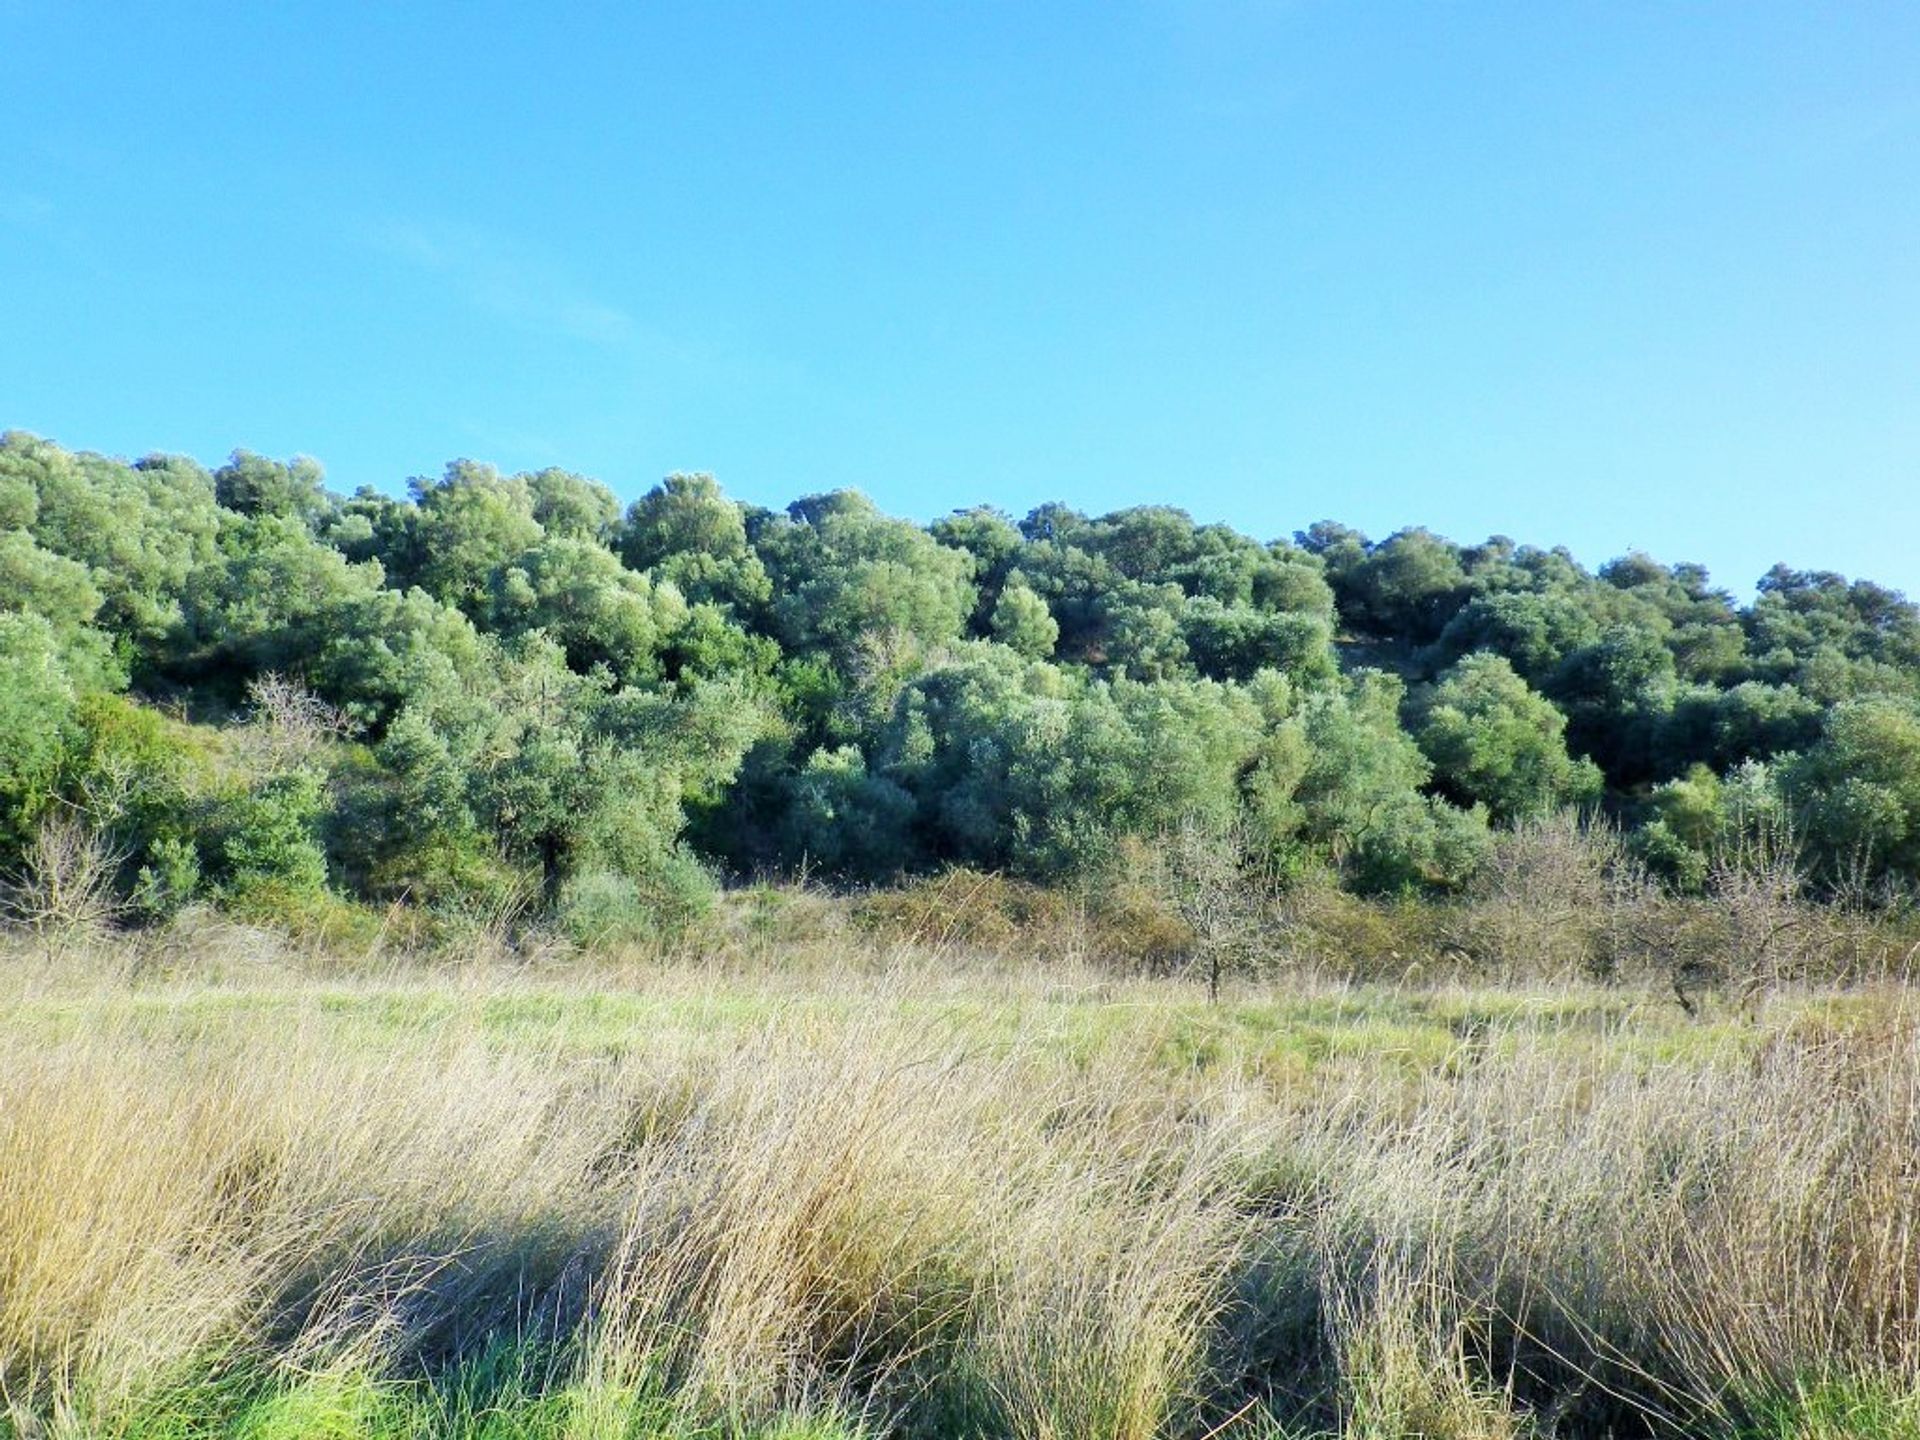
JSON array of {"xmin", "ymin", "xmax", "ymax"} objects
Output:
[{"xmin": 4, "ymin": 429, "xmax": 1919, "ymax": 944}]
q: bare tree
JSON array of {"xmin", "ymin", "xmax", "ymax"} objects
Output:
[
  {"xmin": 1161, "ymin": 813, "xmax": 1273, "ymax": 1002},
  {"xmin": 1706, "ymin": 822, "xmax": 1814, "ymax": 1006},
  {"xmin": 1625, "ymin": 819, "xmax": 1831, "ymax": 1017},
  {"xmin": 234, "ymin": 673, "xmax": 360, "ymax": 773},
  {"xmin": 3, "ymin": 803, "xmax": 130, "ymax": 959},
  {"xmin": 1452, "ymin": 811, "xmax": 1628, "ymax": 981}
]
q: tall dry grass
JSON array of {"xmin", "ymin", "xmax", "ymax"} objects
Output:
[
  {"xmin": 4, "ymin": 950, "xmax": 1920, "ymax": 1436},
  {"xmin": 1278, "ymin": 1014, "xmax": 1920, "ymax": 1434}
]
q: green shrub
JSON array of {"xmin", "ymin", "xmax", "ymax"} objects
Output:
[
  {"xmin": 213, "ymin": 770, "xmax": 330, "ymax": 900},
  {"xmin": 556, "ymin": 870, "xmax": 653, "ymax": 949},
  {"xmin": 131, "ymin": 834, "xmax": 202, "ymax": 921},
  {"xmin": 557, "ymin": 853, "xmax": 714, "ymax": 949},
  {"xmin": 0, "ymin": 613, "xmax": 83, "ymax": 866}
]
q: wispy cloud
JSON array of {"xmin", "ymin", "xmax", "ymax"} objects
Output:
[
  {"xmin": 0, "ymin": 191, "xmax": 55, "ymax": 228},
  {"xmin": 362, "ymin": 219, "xmax": 635, "ymax": 346}
]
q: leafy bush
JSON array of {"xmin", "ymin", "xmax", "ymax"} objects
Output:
[
  {"xmin": 212, "ymin": 770, "xmax": 330, "ymax": 901},
  {"xmin": 0, "ymin": 614, "xmax": 84, "ymax": 866},
  {"xmin": 131, "ymin": 834, "xmax": 201, "ymax": 921},
  {"xmin": 557, "ymin": 851, "xmax": 716, "ymax": 949}
]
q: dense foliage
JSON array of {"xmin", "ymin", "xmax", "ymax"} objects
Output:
[{"xmin": 5, "ymin": 429, "xmax": 1917, "ymax": 934}]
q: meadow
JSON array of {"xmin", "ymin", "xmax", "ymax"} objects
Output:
[{"xmin": 5, "ymin": 911, "xmax": 1920, "ymax": 1440}]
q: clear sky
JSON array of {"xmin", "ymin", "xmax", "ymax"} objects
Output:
[{"xmin": 4, "ymin": 2, "xmax": 1918, "ymax": 595}]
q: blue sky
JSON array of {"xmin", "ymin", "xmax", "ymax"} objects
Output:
[{"xmin": 4, "ymin": 2, "xmax": 1918, "ymax": 595}]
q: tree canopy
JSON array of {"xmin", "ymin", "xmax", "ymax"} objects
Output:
[{"xmin": 4, "ymin": 427, "xmax": 1918, "ymax": 936}]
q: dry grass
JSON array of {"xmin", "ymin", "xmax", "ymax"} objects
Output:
[{"xmin": 3, "ymin": 932, "xmax": 1920, "ymax": 1438}]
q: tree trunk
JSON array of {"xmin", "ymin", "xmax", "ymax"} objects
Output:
[{"xmin": 540, "ymin": 833, "xmax": 564, "ymax": 908}]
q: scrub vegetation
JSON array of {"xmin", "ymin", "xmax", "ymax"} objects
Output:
[{"xmin": 6, "ymin": 430, "xmax": 1920, "ymax": 946}]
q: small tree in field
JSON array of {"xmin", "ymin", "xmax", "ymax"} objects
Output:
[
  {"xmin": 3, "ymin": 803, "xmax": 129, "ymax": 959},
  {"xmin": 1161, "ymin": 813, "xmax": 1272, "ymax": 1001},
  {"xmin": 1458, "ymin": 810, "xmax": 1626, "ymax": 980}
]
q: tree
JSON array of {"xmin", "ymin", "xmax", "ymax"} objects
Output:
[
  {"xmin": 1181, "ymin": 599, "xmax": 1337, "ymax": 686},
  {"xmin": 2, "ymin": 434, "xmax": 222, "ymax": 656},
  {"xmin": 308, "ymin": 584, "xmax": 490, "ymax": 724},
  {"xmin": 1428, "ymin": 591, "xmax": 1601, "ymax": 685},
  {"xmin": 1651, "ymin": 681, "xmax": 1821, "ymax": 777},
  {"xmin": 1549, "ymin": 623, "xmax": 1679, "ymax": 783},
  {"xmin": 1788, "ymin": 696, "xmax": 1920, "ymax": 880},
  {"xmin": 620, "ymin": 472, "xmax": 771, "ymax": 611},
  {"xmin": 526, "ymin": 468, "xmax": 620, "ymax": 542},
  {"xmin": 1160, "ymin": 814, "xmax": 1271, "ymax": 1002},
  {"xmin": 381, "ymin": 639, "xmax": 763, "ymax": 911},
  {"xmin": 213, "ymin": 769, "xmax": 330, "ymax": 900},
  {"xmin": 1173, "ymin": 538, "xmax": 1333, "ymax": 617},
  {"xmin": 1098, "ymin": 588, "xmax": 1190, "ymax": 680},
  {"xmin": 988, "ymin": 579, "xmax": 1059, "ymax": 659},
  {"xmin": 214, "ymin": 451, "xmax": 332, "ymax": 524},
  {"xmin": 1018, "ymin": 502, "xmax": 1088, "ymax": 544},
  {"xmin": 870, "ymin": 649, "xmax": 1266, "ymax": 880},
  {"xmin": 1415, "ymin": 655, "xmax": 1602, "ymax": 822},
  {"xmin": 1011, "ymin": 541, "xmax": 1124, "ymax": 667},
  {"xmin": 757, "ymin": 490, "xmax": 975, "ymax": 664},
  {"xmin": 1336, "ymin": 528, "xmax": 1470, "ymax": 642},
  {"xmin": 407, "ymin": 461, "xmax": 544, "ymax": 612},
  {"xmin": 483, "ymin": 536, "xmax": 681, "ymax": 683},
  {"xmin": 180, "ymin": 512, "xmax": 390, "ymax": 680},
  {"xmin": 1270, "ymin": 671, "xmax": 1490, "ymax": 892},
  {"xmin": 1075, "ymin": 505, "xmax": 1206, "ymax": 582},
  {"xmin": 0, "ymin": 615, "xmax": 85, "ymax": 866},
  {"xmin": 0, "ymin": 529, "xmax": 105, "ymax": 637},
  {"xmin": 931, "ymin": 506, "xmax": 1025, "ymax": 603},
  {"xmin": 777, "ymin": 745, "xmax": 916, "ymax": 881}
]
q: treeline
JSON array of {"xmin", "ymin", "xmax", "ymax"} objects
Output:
[{"xmin": 3, "ymin": 429, "xmax": 1917, "ymax": 941}]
